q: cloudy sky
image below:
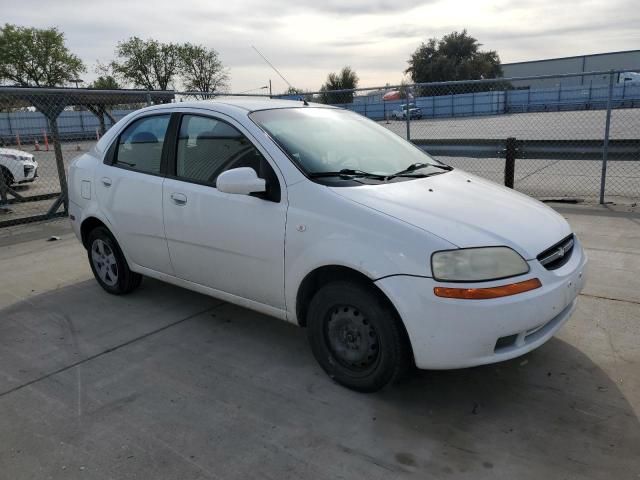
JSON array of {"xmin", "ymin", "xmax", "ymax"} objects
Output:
[{"xmin": 2, "ymin": 0, "xmax": 638, "ymax": 93}]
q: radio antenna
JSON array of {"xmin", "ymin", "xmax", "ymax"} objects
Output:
[{"xmin": 251, "ymin": 45, "xmax": 293, "ymax": 88}]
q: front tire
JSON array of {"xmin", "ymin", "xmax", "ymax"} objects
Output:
[
  {"xmin": 1, "ymin": 167, "xmax": 14, "ymax": 187},
  {"xmin": 87, "ymin": 226, "xmax": 142, "ymax": 295},
  {"xmin": 306, "ymin": 281, "xmax": 412, "ymax": 392}
]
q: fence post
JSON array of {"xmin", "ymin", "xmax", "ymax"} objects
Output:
[
  {"xmin": 599, "ymin": 71, "xmax": 615, "ymax": 204},
  {"xmin": 6, "ymin": 111, "xmax": 13, "ymax": 136},
  {"xmin": 0, "ymin": 160, "xmax": 8, "ymax": 208},
  {"xmin": 48, "ymin": 117, "xmax": 69, "ymax": 214},
  {"xmin": 146, "ymin": 91, "xmax": 152, "ymax": 106},
  {"xmin": 504, "ymin": 137, "xmax": 517, "ymax": 188},
  {"xmin": 405, "ymin": 95, "xmax": 411, "ymax": 141}
]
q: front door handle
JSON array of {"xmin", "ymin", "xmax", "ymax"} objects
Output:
[
  {"xmin": 170, "ymin": 192, "xmax": 187, "ymax": 206},
  {"xmin": 101, "ymin": 177, "xmax": 112, "ymax": 187}
]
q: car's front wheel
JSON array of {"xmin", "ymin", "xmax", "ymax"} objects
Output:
[
  {"xmin": 1, "ymin": 167, "xmax": 14, "ymax": 187},
  {"xmin": 306, "ymin": 280, "xmax": 412, "ymax": 392},
  {"xmin": 87, "ymin": 226, "xmax": 142, "ymax": 295}
]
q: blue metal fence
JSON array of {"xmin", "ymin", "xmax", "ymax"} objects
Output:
[
  {"xmin": 337, "ymin": 81, "xmax": 640, "ymax": 120},
  {"xmin": 0, "ymin": 109, "xmax": 131, "ymax": 142},
  {"xmin": 1, "ymin": 76, "xmax": 640, "ymax": 141}
]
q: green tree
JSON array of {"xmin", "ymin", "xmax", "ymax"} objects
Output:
[
  {"xmin": 179, "ymin": 43, "xmax": 229, "ymax": 97},
  {"xmin": 89, "ymin": 75, "xmax": 120, "ymax": 89},
  {"xmin": 319, "ymin": 66, "xmax": 359, "ymax": 104},
  {"xmin": 111, "ymin": 37, "xmax": 181, "ymax": 90},
  {"xmin": 405, "ymin": 30, "xmax": 503, "ymax": 94},
  {"xmin": 0, "ymin": 24, "xmax": 85, "ymax": 87}
]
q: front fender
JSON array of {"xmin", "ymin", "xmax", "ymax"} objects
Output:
[
  {"xmin": 1, "ymin": 158, "xmax": 23, "ymax": 180},
  {"xmin": 284, "ymin": 183, "xmax": 455, "ymax": 322}
]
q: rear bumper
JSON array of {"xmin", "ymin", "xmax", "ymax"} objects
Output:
[
  {"xmin": 68, "ymin": 200, "xmax": 83, "ymax": 243},
  {"xmin": 376, "ymin": 239, "xmax": 588, "ymax": 370}
]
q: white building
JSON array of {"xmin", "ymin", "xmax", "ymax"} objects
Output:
[{"xmin": 501, "ymin": 50, "xmax": 640, "ymax": 88}]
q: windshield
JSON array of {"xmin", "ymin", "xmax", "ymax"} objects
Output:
[{"xmin": 249, "ymin": 108, "xmax": 444, "ymax": 177}]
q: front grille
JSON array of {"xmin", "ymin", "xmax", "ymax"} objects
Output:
[{"xmin": 537, "ymin": 234, "xmax": 574, "ymax": 270}]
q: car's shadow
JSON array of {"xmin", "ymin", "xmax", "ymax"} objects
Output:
[{"xmin": 1, "ymin": 278, "xmax": 638, "ymax": 479}]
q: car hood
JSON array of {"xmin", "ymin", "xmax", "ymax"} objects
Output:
[
  {"xmin": 329, "ymin": 170, "xmax": 571, "ymax": 259},
  {"xmin": 0, "ymin": 148, "xmax": 34, "ymax": 160}
]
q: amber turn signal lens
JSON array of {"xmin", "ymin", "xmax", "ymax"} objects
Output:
[{"xmin": 434, "ymin": 278, "xmax": 542, "ymax": 300}]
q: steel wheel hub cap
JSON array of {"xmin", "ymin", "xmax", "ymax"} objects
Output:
[
  {"xmin": 326, "ymin": 305, "xmax": 379, "ymax": 370},
  {"xmin": 91, "ymin": 239, "xmax": 118, "ymax": 287}
]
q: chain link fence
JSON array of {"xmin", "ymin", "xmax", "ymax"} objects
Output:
[
  {"xmin": 1, "ymin": 69, "xmax": 638, "ymax": 227},
  {"xmin": 0, "ymin": 88, "xmax": 173, "ymax": 227},
  {"xmin": 310, "ymin": 70, "xmax": 640, "ymax": 204}
]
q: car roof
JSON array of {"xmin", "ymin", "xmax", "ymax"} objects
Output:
[{"xmin": 147, "ymin": 97, "xmax": 335, "ymax": 115}]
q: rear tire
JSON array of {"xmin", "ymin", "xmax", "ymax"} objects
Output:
[
  {"xmin": 306, "ymin": 280, "xmax": 412, "ymax": 392},
  {"xmin": 87, "ymin": 226, "xmax": 142, "ymax": 295}
]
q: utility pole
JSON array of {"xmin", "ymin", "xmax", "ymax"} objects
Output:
[{"xmin": 269, "ymin": 79, "xmax": 272, "ymax": 98}]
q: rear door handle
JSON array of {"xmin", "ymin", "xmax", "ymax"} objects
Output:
[
  {"xmin": 101, "ymin": 177, "xmax": 112, "ymax": 187},
  {"xmin": 170, "ymin": 192, "xmax": 187, "ymax": 205}
]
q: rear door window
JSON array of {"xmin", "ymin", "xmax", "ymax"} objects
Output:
[{"xmin": 116, "ymin": 115, "xmax": 171, "ymax": 174}]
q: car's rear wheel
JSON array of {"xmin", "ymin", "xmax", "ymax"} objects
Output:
[
  {"xmin": 87, "ymin": 226, "xmax": 142, "ymax": 295},
  {"xmin": 306, "ymin": 280, "xmax": 412, "ymax": 392}
]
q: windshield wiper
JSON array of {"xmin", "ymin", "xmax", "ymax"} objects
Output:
[
  {"xmin": 385, "ymin": 162, "xmax": 453, "ymax": 180},
  {"xmin": 309, "ymin": 168, "xmax": 386, "ymax": 180}
]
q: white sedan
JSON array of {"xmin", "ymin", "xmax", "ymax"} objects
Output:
[
  {"xmin": 0, "ymin": 148, "xmax": 38, "ymax": 186},
  {"xmin": 68, "ymin": 99, "xmax": 587, "ymax": 392}
]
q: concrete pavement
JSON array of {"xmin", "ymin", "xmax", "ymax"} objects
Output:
[{"xmin": 0, "ymin": 205, "xmax": 639, "ymax": 479}]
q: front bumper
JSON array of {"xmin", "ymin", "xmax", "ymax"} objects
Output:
[
  {"xmin": 17, "ymin": 162, "xmax": 38, "ymax": 183},
  {"xmin": 375, "ymin": 238, "xmax": 588, "ymax": 370}
]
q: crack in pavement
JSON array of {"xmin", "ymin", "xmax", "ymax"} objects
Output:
[
  {"xmin": 0, "ymin": 302, "xmax": 225, "ymax": 399},
  {"xmin": 579, "ymin": 292, "xmax": 640, "ymax": 306}
]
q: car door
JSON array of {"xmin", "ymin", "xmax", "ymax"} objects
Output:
[
  {"xmin": 162, "ymin": 112, "xmax": 287, "ymax": 309},
  {"xmin": 95, "ymin": 113, "xmax": 174, "ymax": 275}
]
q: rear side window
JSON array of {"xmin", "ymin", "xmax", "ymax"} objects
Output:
[{"xmin": 116, "ymin": 115, "xmax": 170, "ymax": 174}]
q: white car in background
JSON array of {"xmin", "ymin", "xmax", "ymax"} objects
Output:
[
  {"xmin": 392, "ymin": 103, "xmax": 423, "ymax": 120},
  {"xmin": 68, "ymin": 99, "xmax": 587, "ymax": 392},
  {"xmin": 0, "ymin": 148, "xmax": 38, "ymax": 186}
]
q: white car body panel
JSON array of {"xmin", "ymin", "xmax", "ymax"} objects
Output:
[
  {"xmin": 329, "ymin": 170, "xmax": 571, "ymax": 260},
  {"xmin": 0, "ymin": 147, "xmax": 38, "ymax": 183},
  {"xmin": 377, "ymin": 238, "xmax": 587, "ymax": 369},
  {"xmin": 68, "ymin": 98, "xmax": 587, "ymax": 370},
  {"xmin": 163, "ymin": 176, "xmax": 287, "ymax": 308},
  {"xmin": 94, "ymin": 162, "xmax": 172, "ymax": 274}
]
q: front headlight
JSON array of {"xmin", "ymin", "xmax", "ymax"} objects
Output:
[{"xmin": 431, "ymin": 247, "xmax": 529, "ymax": 282}]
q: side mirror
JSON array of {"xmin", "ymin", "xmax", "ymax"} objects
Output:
[{"xmin": 216, "ymin": 167, "xmax": 266, "ymax": 195}]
